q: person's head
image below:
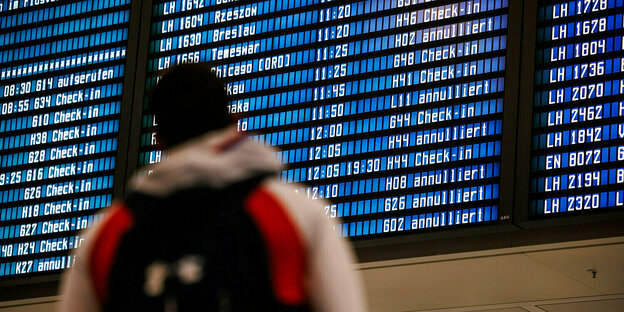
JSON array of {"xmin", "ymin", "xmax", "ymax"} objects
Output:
[{"xmin": 150, "ymin": 63, "xmax": 231, "ymax": 148}]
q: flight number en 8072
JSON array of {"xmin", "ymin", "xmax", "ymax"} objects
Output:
[
  {"xmin": 570, "ymin": 149, "xmax": 602, "ymax": 167},
  {"xmin": 545, "ymin": 148, "xmax": 603, "ymax": 169}
]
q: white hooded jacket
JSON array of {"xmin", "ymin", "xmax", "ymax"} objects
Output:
[{"xmin": 59, "ymin": 126, "xmax": 368, "ymax": 312}]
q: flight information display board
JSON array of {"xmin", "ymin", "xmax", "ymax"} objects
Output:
[
  {"xmin": 530, "ymin": 0, "xmax": 624, "ymax": 216},
  {"xmin": 0, "ymin": 1, "xmax": 129, "ymax": 277},
  {"xmin": 142, "ymin": 0, "xmax": 509, "ymax": 238}
]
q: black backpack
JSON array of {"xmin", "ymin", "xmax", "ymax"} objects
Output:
[{"xmin": 103, "ymin": 176, "xmax": 310, "ymax": 312}]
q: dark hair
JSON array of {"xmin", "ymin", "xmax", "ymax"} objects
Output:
[{"xmin": 150, "ymin": 63, "xmax": 230, "ymax": 147}]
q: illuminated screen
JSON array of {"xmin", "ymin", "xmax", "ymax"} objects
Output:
[
  {"xmin": 1, "ymin": 0, "xmax": 621, "ymax": 281},
  {"xmin": 141, "ymin": 0, "xmax": 509, "ymax": 238},
  {"xmin": 0, "ymin": 1, "xmax": 129, "ymax": 277},
  {"xmin": 530, "ymin": 0, "xmax": 624, "ymax": 216}
]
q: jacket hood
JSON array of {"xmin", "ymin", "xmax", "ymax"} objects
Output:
[{"xmin": 128, "ymin": 126, "xmax": 283, "ymax": 196}]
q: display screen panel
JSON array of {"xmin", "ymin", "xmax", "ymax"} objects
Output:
[
  {"xmin": 1, "ymin": 0, "xmax": 622, "ymax": 285},
  {"xmin": 0, "ymin": 1, "xmax": 130, "ymax": 277},
  {"xmin": 530, "ymin": 0, "xmax": 624, "ymax": 217},
  {"xmin": 141, "ymin": 0, "xmax": 510, "ymax": 238}
]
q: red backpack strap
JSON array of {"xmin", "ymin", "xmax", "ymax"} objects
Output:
[
  {"xmin": 245, "ymin": 186, "xmax": 307, "ymax": 305},
  {"xmin": 89, "ymin": 202, "xmax": 134, "ymax": 303}
]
